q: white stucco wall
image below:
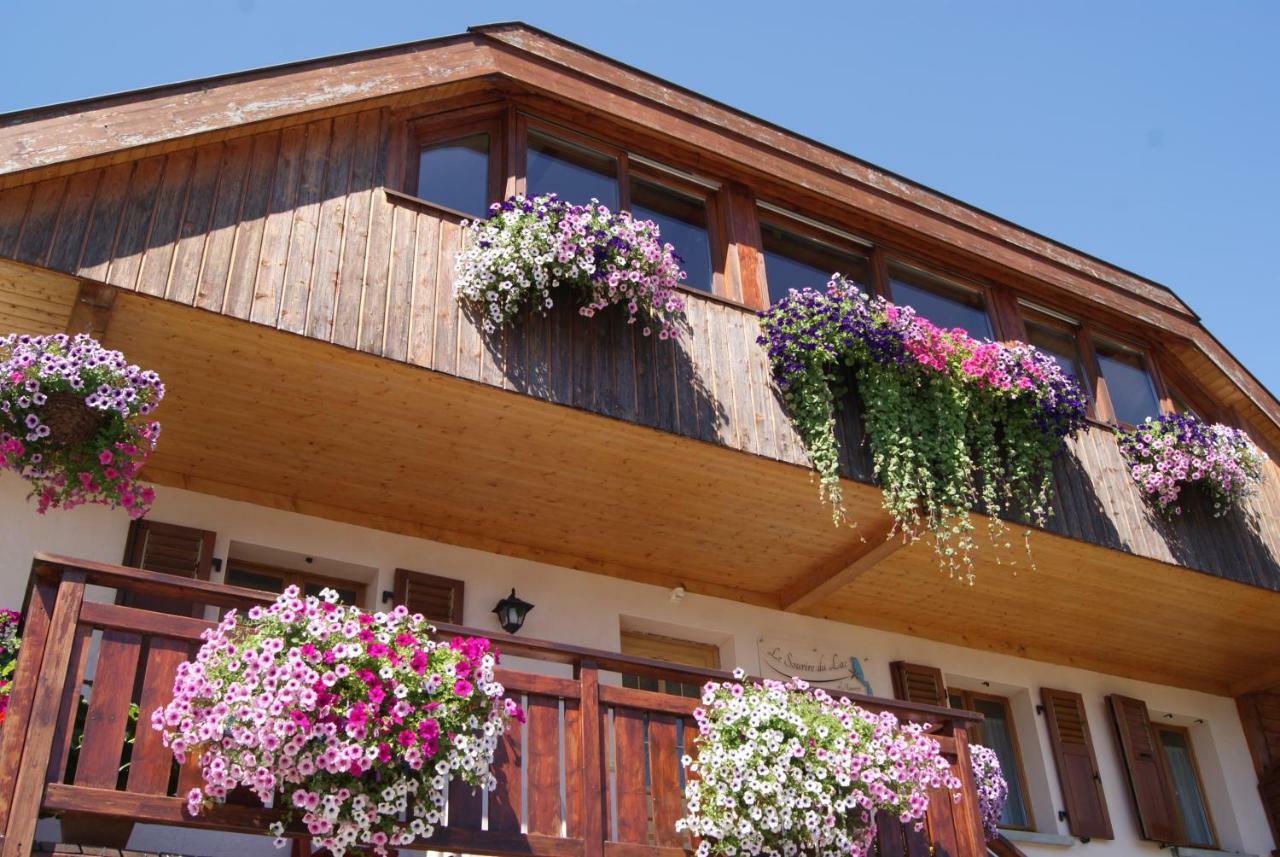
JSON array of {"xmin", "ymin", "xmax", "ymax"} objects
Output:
[{"xmin": 1, "ymin": 478, "xmax": 1273, "ymax": 857}]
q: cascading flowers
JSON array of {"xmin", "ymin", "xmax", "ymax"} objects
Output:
[
  {"xmin": 758, "ymin": 277, "xmax": 1088, "ymax": 580},
  {"xmin": 1, "ymin": 333, "xmax": 163, "ymax": 517},
  {"xmin": 969, "ymin": 744, "xmax": 1008, "ymax": 842},
  {"xmin": 0, "ymin": 608, "xmax": 20, "ymax": 727},
  {"xmin": 677, "ymin": 670, "xmax": 961, "ymax": 857},
  {"xmin": 454, "ymin": 193, "xmax": 686, "ymax": 340},
  {"xmin": 1117, "ymin": 413, "xmax": 1267, "ymax": 516},
  {"xmin": 154, "ymin": 587, "xmax": 521, "ymax": 857}
]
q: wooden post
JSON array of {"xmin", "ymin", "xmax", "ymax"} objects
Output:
[
  {"xmin": 1, "ymin": 569, "xmax": 86, "ymax": 857},
  {"xmin": 0, "ymin": 580, "xmax": 57, "ymax": 836},
  {"xmin": 949, "ymin": 720, "xmax": 991, "ymax": 857},
  {"xmin": 576, "ymin": 661, "xmax": 605, "ymax": 857}
]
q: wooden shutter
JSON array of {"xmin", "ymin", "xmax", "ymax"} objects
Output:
[
  {"xmin": 121, "ymin": 519, "xmax": 216, "ymax": 616},
  {"xmin": 1041, "ymin": 688, "xmax": 1113, "ymax": 840},
  {"xmin": 889, "ymin": 660, "xmax": 948, "ymax": 707},
  {"xmin": 394, "ymin": 568, "xmax": 464, "ymax": 624},
  {"xmin": 1107, "ymin": 694, "xmax": 1180, "ymax": 843}
]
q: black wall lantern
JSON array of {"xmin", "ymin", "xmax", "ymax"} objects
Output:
[{"xmin": 492, "ymin": 588, "xmax": 534, "ymax": 634}]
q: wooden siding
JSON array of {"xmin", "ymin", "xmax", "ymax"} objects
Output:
[{"xmin": 0, "ymin": 113, "xmax": 1277, "ymax": 592}]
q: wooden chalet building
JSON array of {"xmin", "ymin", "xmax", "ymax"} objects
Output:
[{"xmin": 0, "ymin": 21, "xmax": 1278, "ymax": 857}]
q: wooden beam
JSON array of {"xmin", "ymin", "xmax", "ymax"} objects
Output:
[
  {"xmin": 1230, "ymin": 664, "xmax": 1280, "ymax": 697},
  {"xmin": 779, "ymin": 518, "xmax": 904, "ymax": 613},
  {"xmin": 65, "ymin": 282, "xmax": 115, "ymax": 339}
]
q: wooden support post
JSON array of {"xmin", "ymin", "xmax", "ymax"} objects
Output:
[
  {"xmin": 65, "ymin": 282, "xmax": 115, "ymax": 340},
  {"xmin": 0, "ymin": 580, "xmax": 57, "ymax": 836},
  {"xmin": 1, "ymin": 570, "xmax": 86, "ymax": 857},
  {"xmin": 575, "ymin": 661, "xmax": 605, "ymax": 857}
]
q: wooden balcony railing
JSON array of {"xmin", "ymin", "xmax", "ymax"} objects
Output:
[{"xmin": 0, "ymin": 554, "xmax": 988, "ymax": 857}]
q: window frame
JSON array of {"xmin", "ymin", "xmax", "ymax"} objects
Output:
[
  {"xmin": 886, "ymin": 260, "xmax": 999, "ymax": 342},
  {"xmin": 400, "ymin": 106, "xmax": 507, "ymax": 220},
  {"xmin": 517, "ymin": 113, "xmax": 728, "ymax": 299},
  {"xmin": 223, "ymin": 558, "xmax": 369, "ymax": 607},
  {"xmin": 1151, "ymin": 722, "xmax": 1219, "ymax": 850},
  {"xmin": 1019, "ymin": 303, "xmax": 1099, "ymax": 421},
  {"xmin": 756, "ymin": 205, "xmax": 875, "ymax": 304},
  {"xmin": 1089, "ymin": 331, "xmax": 1171, "ymax": 429},
  {"xmin": 949, "ymin": 688, "xmax": 1037, "ymax": 832},
  {"xmin": 620, "ymin": 630, "xmax": 720, "ymax": 698}
]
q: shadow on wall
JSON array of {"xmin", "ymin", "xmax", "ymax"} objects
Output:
[{"xmin": 469, "ymin": 300, "xmax": 728, "ymax": 443}]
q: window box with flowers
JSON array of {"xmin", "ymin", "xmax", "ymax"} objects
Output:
[
  {"xmin": 0, "ymin": 333, "xmax": 163, "ymax": 518},
  {"xmin": 155, "ymin": 586, "xmax": 522, "ymax": 857},
  {"xmin": 454, "ymin": 193, "xmax": 687, "ymax": 340},
  {"xmin": 758, "ymin": 278, "xmax": 1088, "ymax": 580}
]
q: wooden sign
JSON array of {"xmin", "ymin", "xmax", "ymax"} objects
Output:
[{"xmin": 758, "ymin": 637, "xmax": 873, "ymax": 695}]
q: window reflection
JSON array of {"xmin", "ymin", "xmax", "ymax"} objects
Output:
[
  {"xmin": 417, "ymin": 134, "xmax": 490, "ymax": 218},
  {"xmin": 889, "ymin": 267, "xmax": 993, "ymax": 340},
  {"xmin": 526, "ymin": 130, "xmax": 619, "ymax": 209},
  {"xmin": 631, "ymin": 177, "xmax": 712, "ymax": 292},
  {"xmin": 761, "ymin": 221, "xmax": 871, "ymax": 304},
  {"xmin": 1025, "ymin": 320, "xmax": 1086, "ymax": 383},
  {"xmin": 1096, "ymin": 342, "xmax": 1161, "ymax": 425}
]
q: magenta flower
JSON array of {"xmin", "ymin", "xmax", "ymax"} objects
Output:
[{"xmin": 453, "ymin": 678, "xmax": 473, "ymax": 697}]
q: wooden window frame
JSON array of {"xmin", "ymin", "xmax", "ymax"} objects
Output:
[
  {"xmin": 950, "ymin": 688, "xmax": 1037, "ymax": 833},
  {"xmin": 223, "ymin": 558, "xmax": 369, "ymax": 607},
  {"xmin": 1019, "ymin": 304, "xmax": 1101, "ymax": 422},
  {"xmin": 620, "ymin": 630, "xmax": 720, "ymax": 698},
  {"xmin": 1088, "ymin": 331, "xmax": 1172, "ymax": 429},
  {"xmin": 517, "ymin": 113, "xmax": 730, "ymax": 300},
  {"xmin": 394, "ymin": 568, "xmax": 465, "ymax": 625},
  {"xmin": 885, "ymin": 259, "xmax": 1001, "ymax": 341},
  {"xmin": 397, "ymin": 105, "xmax": 508, "ymax": 221},
  {"xmin": 756, "ymin": 206, "xmax": 875, "ymax": 304},
  {"xmin": 1151, "ymin": 722, "xmax": 1219, "ymax": 850}
]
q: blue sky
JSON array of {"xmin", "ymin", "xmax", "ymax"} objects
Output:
[{"xmin": 5, "ymin": 1, "xmax": 1278, "ymax": 393}]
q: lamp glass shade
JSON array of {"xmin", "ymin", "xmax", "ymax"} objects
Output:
[{"xmin": 492, "ymin": 588, "xmax": 534, "ymax": 634}]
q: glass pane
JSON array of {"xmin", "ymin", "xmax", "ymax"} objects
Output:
[
  {"xmin": 890, "ymin": 272, "xmax": 993, "ymax": 340},
  {"xmin": 303, "ymin": 581, "xmax": 359, "ymax": 606},
  {"xmin": 1097, "ymin": 344, "xmax": 1161, "ymax": 426},
  {"xmin": 526, "ymin": 130, "xmax": 619, "ymax": 209},
  {"xmin": 1159, "ymin": 730, "xmax": 1214, "ymax": 846},
  {"xmin": 1026, "ymin": 321, "xmax": 1085, "ymax": 382},
  {"xmin": 630, "ymin": 177, "xmax": 712, "ymax": 292},
  {"xmin": 761, "ymin": 222, "xmax": 871, "ymax": 303},
  {"xmin": 416, "ymin": 134, "xmax": 490, "ymax": 218},
  {"xmin": 973, "ymin": 698, "xmax": 1030, "ymax": 828},
  {"xmin": 225, "ymin": 566, "xmax": 285, "ymax": 594}
]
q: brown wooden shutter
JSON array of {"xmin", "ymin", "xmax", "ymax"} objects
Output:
[
  {"xmin": 1107, "ymin": 694, "xmax": 1180, "ymax": 844},
  {"xmin": 889, "ymin": 661, "xmax": 948, "ymax": 707},
  {"xmin": 121, "ymin": 519, "xmax": 216, "ymax": 616},
  {"xmin": 1041, "ymin": 688, "xmax": 1113, "ymax": 840},
  {"xmin": 394, "ymin": 568, "xmax": 464, "ymax": 624}
]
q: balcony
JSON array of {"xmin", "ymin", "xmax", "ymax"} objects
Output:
[{"xmin": 0, "ymin": 554, "xmax": 989, "ymax": 857}]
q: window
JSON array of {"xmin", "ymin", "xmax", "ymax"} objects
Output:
[
  {"xmin": 1022, "ymin": 311, "xmax": 1086, "ymax": 385},
  {"xmin": 631, "ymin": 176, "xmax": 713, "ymax": 292},
  {"xmin": 1153, "ymin": 724, "xmax": 1217, "ymax": 849},
  {"xmin": 1168, "ymin": 387, "xmax": 1201, "ymax": 420},
  {"xmin": 416, "ymin": 134, "xmax": 492, "ymax": 218},
  {"xmin": 888, "ymin": 265, "xmax": 993, "ymax": 340},
  {"xmin": 760, "ymin": 218, "xmax": 872, "ymax": 304},
  {"xmin": 394, "ymin": 568, "xmax": 465, "ymax": 625},
  {"xmin": 224, "ymin": 560, "xmax": 366, "ymax": 606},
  {"xmin": 620, "ymin": 631, "xmax": 720, "ymax": 698},
  {"xmin": 950, "ymin": 690, "xmax": 1035, "ymax": 830},
  {"xmin": 1095, "ymin": 340, "xmax": 1161, "ymax": 426},
  {"xmin": 526, "ymin": 129, "xmax": 619, "ymax": 209},
  {"xmin": 524, "ymin": 125, "xmax": 719, "ymax": 293}
]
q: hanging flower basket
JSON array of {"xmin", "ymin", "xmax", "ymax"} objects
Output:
[
  {"xmin": 969, "ymin": 744, "xmax": 1009, "ymax": 842},
  {"xmin": 0, "ymin": 333, "xmax": 163, "ymax": 518},
  {"xmin": 454, "ymin": 193, "xmax": 687, "ymax": 340},
  {"xmin": 0, "ymin": 608, "xmax": 20, "ymax": 730},
  {"xmin": 154, "ymin": 587, "xmax": 523, "ymax": 857},
  {"xmin": 1117, "ymin": 413, "xmax": 1267, "ymax": 516},
  {"xmin": 677, "ymin": 670, "xmax": 960, "ymax": 857},
  {"xmin": 757, "ymin": 278, "xmax": 1088, "ymax": 580}
]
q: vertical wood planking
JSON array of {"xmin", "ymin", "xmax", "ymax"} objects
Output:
[
  {"xmin": 357, "ymin": 114, "xmax": 395, "ymax": 354},
  {"xmin": 577, "ymin": 666, "xmax": 604, "ymax": 857},
  {"xmin": 454, "ymin": 231, "xmax": 485, "ymax": 381},
  {"xmin": 277, "ymin": 120, "xmax": 333, "ymax": 333},
  {"xmin": 0, "ymin": 184, "xmax": 34, "ymax": 258},
  {"xmin": 489, "ymin": 713, "xmax": 522, "ymax": 833},
  {"xmin": 45, "ymin": 171, "xmax": 101, "ymax": 274},
  {"xmin": 685, "ymin": 299, "xmax": 719, "ymax": 444},
  {"xmin": 73, "ymin": 629, "xmax": 143, "ymax": 789},
  {"xmin": 45, "ymin": 624, "xmax": 92, "ymax": 785},
  {"xmin": 406, "ymin": 213, "xmax": 441, "ymax": 367},
  {"xmin": 547, "ymin": 301, "xmax": 573, "ymax": 405},
  {"xmin": 224, "ymin": 133, "xmax": 281, "ymax": 319},
  {"xmin": 166, "ymin": 143, "xmax": 223, "ymax": 305},
  {"xmin": 13, "ymin": 176, "xmax": 67, "ymax": 266},
  {"xmin": 648, "ymin": 714, "xmax": 685, "ymax": 847},
  {"xmin": 447, "ymin": 778, "xmax": 483, "ymax": 830},
  {"xmin": 633, "ymin": 314, "xmax": 659, "ymax": 429},
  {"xmin": 525, "ymin": 695, "xmax": 562, "ymax": 836},
  {"xmin": 137, "ymin": 150, "xmax": 195, "ymax": 298},
  {"xmin": 383, "ymin": 205, "xmax": 418, "ymax": 362},
  {"xmin": 107, "ymin": 155, "xmax": 165, "ymax": 291},
  {"xmin": 127, "ymin": 638, "xmax": 191, "ymax": 794},
  {"xmin": 76, "ymin": 162, "xmax": 133, "ymax": 283},
  {"xmin": 608, "ymin": 311, "xmax": 637, "ymax": 423},
  {"xmin": 305, "ymin": 113, "xmax": 357, "ymax": 340},
  {"xmin": 611, "ymin": 707, "xmax": 648, "ymax": 844},
  {"xmin": 331, "ymin": 109, "xmax": 382, "ymax": 348},
  {"xmin": 563, "ymin": 699, "xmax": 584, "ymax": 838},
  {"xmin": 252, "ymin": 125, "xmax": 306, "ymax": 326},
  {"xmin": 429, "ymin": 218, "xmax": 462, "ymax": 372},
  {"xmin": 194, "ymin": 138, "xmax": 253, "ymax": 312}
]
